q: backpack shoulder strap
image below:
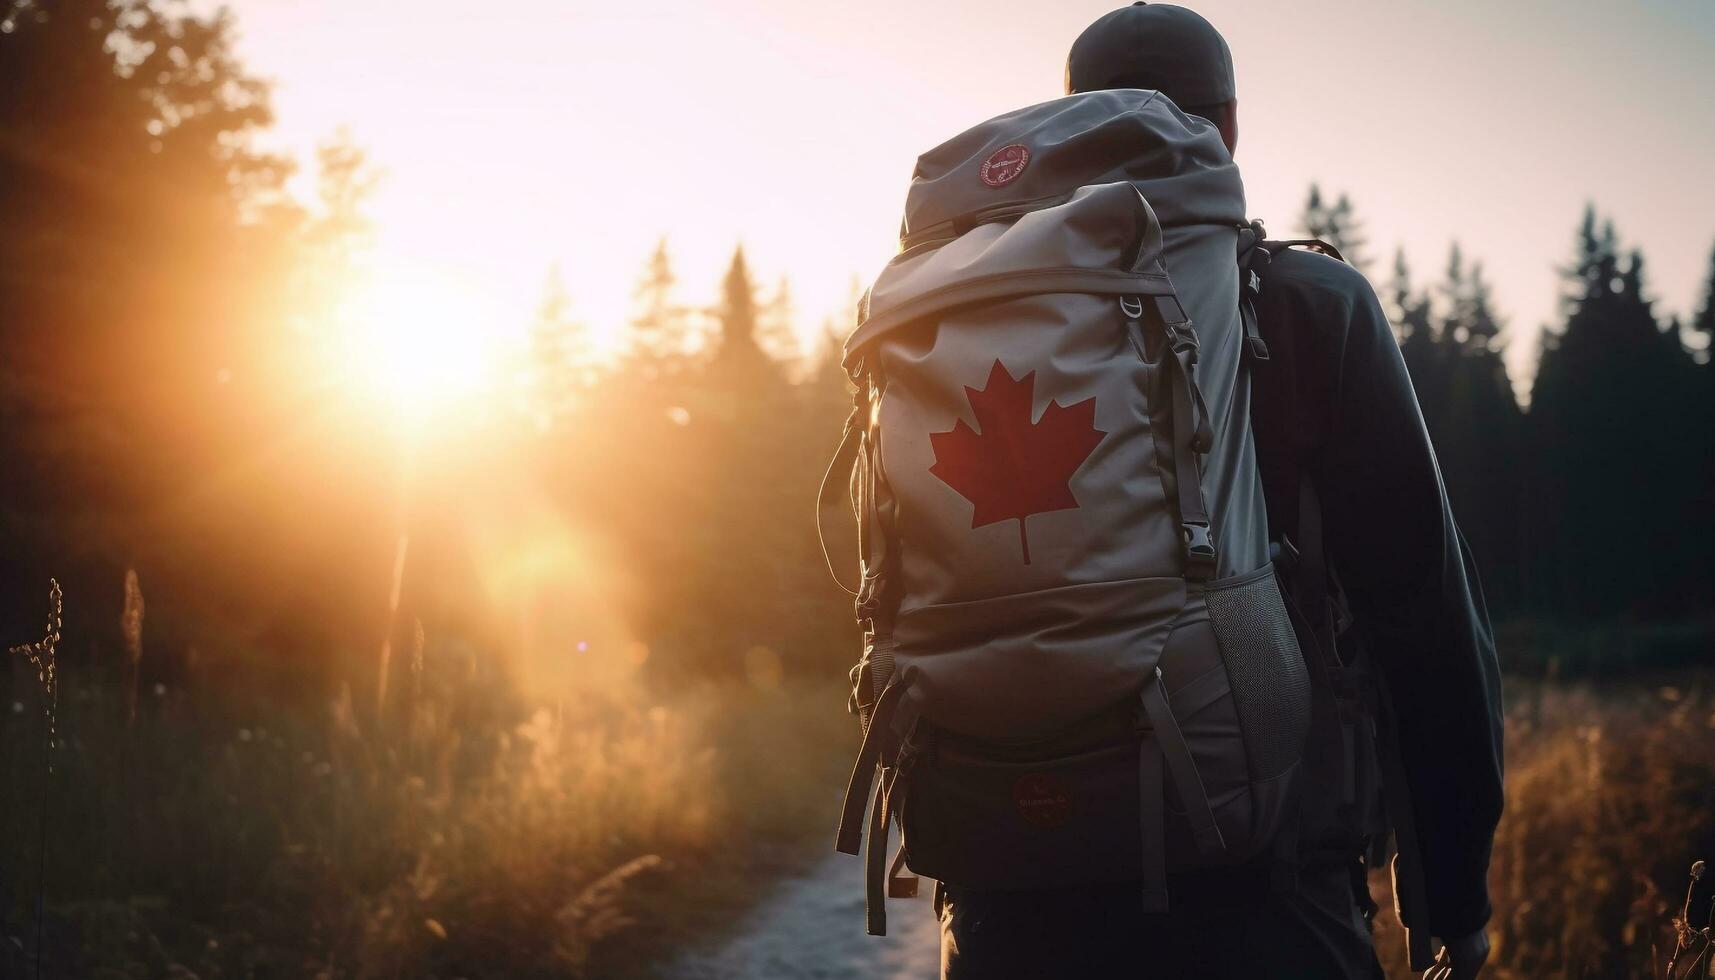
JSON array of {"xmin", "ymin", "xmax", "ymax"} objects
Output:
[
  {"xmin": 1235, "ymin": 224, "xmax": 1343, "ymax": 365},
  {"xmin": 1261, "ymin": 237, "xmax": 1346, "ymax": 263}
]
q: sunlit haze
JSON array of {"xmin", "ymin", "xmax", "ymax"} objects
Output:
[{"xmin": 210, "ymin": 0, "xmax": 1714, "ymax": 395}]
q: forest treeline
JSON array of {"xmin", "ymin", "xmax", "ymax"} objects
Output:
[
  {"xmin": 1303, "ymin": 187, "xmax": 1715, "ymax": 620},
  {"xmin": 3, "ymin": 0, "xmax": 1713, "ymax": 698}
]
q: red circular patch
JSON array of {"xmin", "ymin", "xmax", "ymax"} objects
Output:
[
  {"xmin": 980, "ymin": 143, "xmax": 1031, "ymax": 187},
  {"xmin": 1012, "ymin": 772, "xmax": 1072, "ymax": 828}
]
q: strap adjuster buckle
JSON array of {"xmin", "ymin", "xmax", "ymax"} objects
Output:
[
  {"xmin": 1183, "ymin": 523, "xmax": 1217, "ymax": 579},
  {"xmin": 1165, "ymin": 323, "xmax": 1200, "ymax": 358}
]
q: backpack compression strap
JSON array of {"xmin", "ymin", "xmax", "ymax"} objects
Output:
[
  {"xmin": 1137, "ymin": 666, "xmax": 1225, "ymax": 915},
  {"xmin": 1128, "ymin": 293, "xmax": 1218, "ymax": 580}
]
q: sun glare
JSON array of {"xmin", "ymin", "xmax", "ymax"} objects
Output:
[{"xmin": 331, "ymin": 269, "xmax": 505, "ymax": 425}]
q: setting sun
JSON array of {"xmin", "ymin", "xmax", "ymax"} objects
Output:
[{"xmin": 329, "ymin": 267, "xmax": 508, "ymax": 423}]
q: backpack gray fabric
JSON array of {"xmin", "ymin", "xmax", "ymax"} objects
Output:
[{"xmin": 821, "ymin": 89, "xmax": 1311, "ymax": 936}]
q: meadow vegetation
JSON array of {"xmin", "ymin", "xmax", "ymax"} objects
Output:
[
  {"xmin": 3, "ymin": 595, "xmax": 854, "ymax": 978},
  {"xmin": 1370, "ymin": 680, "xmax": 1715, "ymax": 980}
]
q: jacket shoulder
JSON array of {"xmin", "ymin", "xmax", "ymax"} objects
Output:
[
  {"xmin": 1261, "ymin": 248, "xmax": 1374, "ymax": 312},
  {"xmin": 1258, "ymin": 247, "xmax": 1392, "ymax": 349}
]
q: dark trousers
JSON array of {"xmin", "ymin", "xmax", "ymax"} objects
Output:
[{"xmin": 936, "ymin": 857, "xmax": 1384, "ymax": 979}]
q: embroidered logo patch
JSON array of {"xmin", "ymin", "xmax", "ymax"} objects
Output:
[
  {"xmin": 1012, "ymin": 772, "xmax": 1072, "ymax": 829},
  {"xmin": 979, "ymin": 143, "xmax": 1030, "ymax": 187}
]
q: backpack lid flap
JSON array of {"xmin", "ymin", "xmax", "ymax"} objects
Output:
[
  {"xmin": 900, "ymin": 89, "xmax": 1244, "ymax": 245},
  {"xmin": 844, "ymin": 181, "xmax": 1173, "ymax": 374}
]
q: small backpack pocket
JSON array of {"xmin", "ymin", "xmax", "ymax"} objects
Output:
[{"xmin": 1160, "ymin": 561, "xmax": 1311, "ymax": 861}]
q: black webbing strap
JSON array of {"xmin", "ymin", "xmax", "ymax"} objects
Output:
[
  {"xmin": 1238, "ymin": 233, "xmax": 1271, "ymax": 363},
  {"xmin": 1153, "ymin": 295, "xmax": 1218, "ymax": 580},
  {"xmin": 1266, "ymin": 238, "xmax": 1345, "ymax": 263},
  {"xmin": 1140, "ymin": 668, "xmax": 1225, "ymax": 855},
  {"xmin": 1139, "ymin": 734, "xmax": 1169, "ymax": 913},
  {"xmin": 1167, "ymin": 665, "xmax": 1230, "ymax": 720},
  {"xmin": 836, "ymin": 681, "xmax": 904, "ymax": 855},
  {"xmin": 864, "ymin": 767, "xmax": 894, "ymax": 935}
]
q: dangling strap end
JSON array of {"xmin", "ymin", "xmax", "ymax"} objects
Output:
[
  {"xmin": 887, "ymin": 840, "xmax": 919, "ymax": 898},
  {"xmin": 864, "ymin": 768, "xmax": 895, "ymax": 935},
  {"xmin": 1141, "ymin": 887, "xmax": 1170, "ymax": 914},
  {"xmin": 1138, "ymin": 733, "xmax": 1170, "ymax": 915},
  {"xmin": 835, "ymin": 682, "xmax": 905, "ymax": 855}
]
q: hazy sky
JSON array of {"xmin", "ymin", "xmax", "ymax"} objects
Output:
[{"xmin": 210, "ymin": 0, "xmax": 1715, "ymax": 388}]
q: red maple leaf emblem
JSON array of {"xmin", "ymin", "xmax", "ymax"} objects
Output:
[{"xmin": 928, "ymin": 360, "xmax": 1106, "ymax": 564}]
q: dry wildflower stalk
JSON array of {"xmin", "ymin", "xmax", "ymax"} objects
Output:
[
  {"xmin": 1667, "ymin": 860, "xmax": 1712, "ymax": 979},
  {"xmin": 9, "ymin": 578, "xmax": 62, "ymax": 755},
  {"xmin": 8, "ymin": 579, "xmax": 61, "ymax": 979},
  {"xmin": 552, "ymin": 854, "xmax": 667, "ymax": 971},
  {"xmin": 121, "ymin": 569, "xmax": 145, "ymax": 728}
]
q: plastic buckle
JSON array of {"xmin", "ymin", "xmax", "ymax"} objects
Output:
[
  {"xmin": 1183, "ymin": 523, "xmax": 1217, "ymax": 579},
  {"xmin": 1245, "ymin": 333, "xmax": 1271, "ymax": 362},
  {"xmin": 854, "ymin": 572, "xmax": 882, "ymax": 622},
  {"xmin": 1165, "ymin": 322, "xmax": 1200, "ymax": 356}
]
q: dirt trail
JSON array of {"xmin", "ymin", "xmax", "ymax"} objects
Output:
[{"xmin": 663, "ymin": 853, "xmax": 940, "ymax": 979}]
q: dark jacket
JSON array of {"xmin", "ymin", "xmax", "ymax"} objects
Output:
[{"xmin": 1249, "ymin": 246, "xmax": 1505, "ymax": 939}]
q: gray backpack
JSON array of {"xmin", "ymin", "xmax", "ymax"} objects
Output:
[{"xmin": 820, "ymin": 90, "xmax": 1312, "ymax": 935}]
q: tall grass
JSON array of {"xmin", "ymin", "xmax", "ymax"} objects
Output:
[
  {"xmin": 1372, "ymin": 679, "xmax": 1715, "ymax": 979},
  {"xmin": 1, "ymin": 612, "xmax": 850, "ymax": 979}
]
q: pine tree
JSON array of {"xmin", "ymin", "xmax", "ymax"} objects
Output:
[
  {"xmin": 1687, "ymin": 244, "xmax": 1715, "ymax": 598},
  {"xmin": 714, "ymin": 245, "xmax": 765, "ymax": 365},
  {"xmin": 1462, "ymin": 263, "xmax": 1503, "ymax": 352},
  {"xmin": 1528, "ymin": 208, "xmax": 1699, "ymax": 615},
  {"xmin": 528, "ymin": 264, "xmax": 587, "ymax": 425},
  {"xmin": 1430, "ymin": 243, "xmax": 1523, "ymax": 607},
  {"xmin": 1440, "ymin": 244, "xmax": 1468, "ymax": 344},
  {"xmin": 1440, "ymin": 245, "xmax": 1504, "ymax": 353},
  {"xmin": 758, "ymin": 273, "xmax": 802, "ymax": 369},
  {"xmin": 1391, "ymin": 249, "xmax": 1445, "ymax": 438},
  {"xmin": 1300, "ymin": 183, "xmax": 1369, "ymax": 274},
  {"xmin": 1692, "ymin": 239, "xmax": 1715, "ymax": 365},
  {"xmin": 629, "ymin": 236, "xmax": 688, "ymax": 365},
  {"xmin": 1389, "ymin": 249, "xmax": 1430, "ymax": 340}
]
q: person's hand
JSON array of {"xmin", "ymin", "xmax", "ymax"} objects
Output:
[{"xmin": 1422, "ymin": 929, "xmax": 1490, "ymax": 980}]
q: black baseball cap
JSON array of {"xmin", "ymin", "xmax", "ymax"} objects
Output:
[{"xmin": 1065, "ymin": 3, "xmax": 1235, "ymax": 107}]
